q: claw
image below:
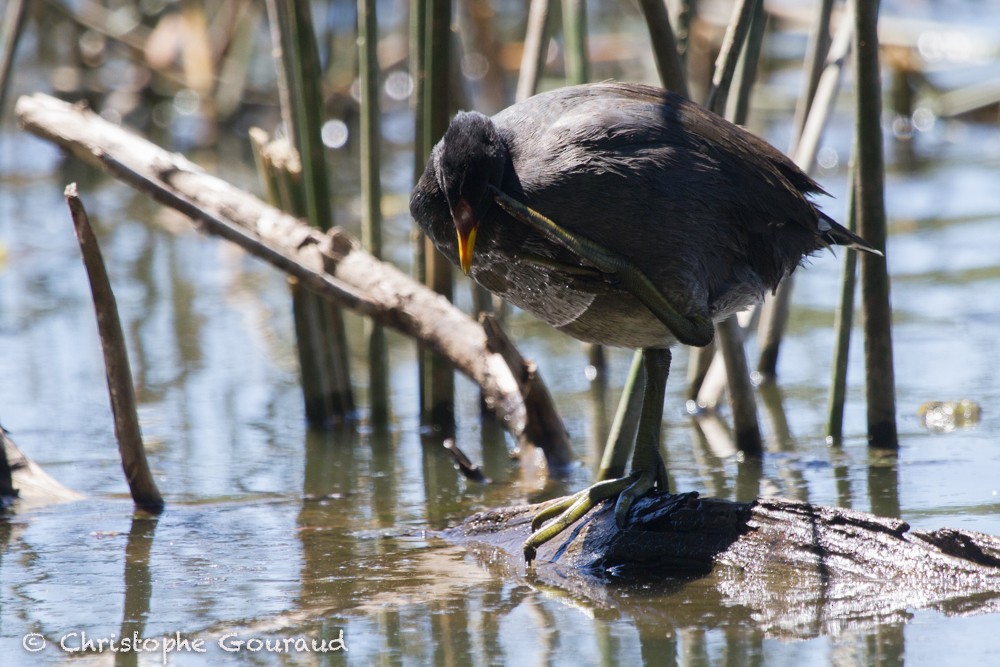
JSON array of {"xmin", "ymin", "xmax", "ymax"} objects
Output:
[{"xmin": 614, "ymin": 469, "xmax": 657, "ymax": 529}]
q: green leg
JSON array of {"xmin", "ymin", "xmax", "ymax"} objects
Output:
[
  {"xmin": 523, "ymin": 348, "xmax": 673, "ymax": 564},
  {"xmin": 614, "ymin": 348, "xmax": 671, "ymax": 528},
  {"xmin": 597, "ymin": 349, "xmax": 645, "ymax": 481},
  {"xmin": 491, "ymin": 189, "xmax": 687, "ymax": 563}
]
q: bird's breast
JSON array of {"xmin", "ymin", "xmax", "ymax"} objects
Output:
[{"xmin": 471, "ymin": 250, "xmax": 676, "ymax": 349}]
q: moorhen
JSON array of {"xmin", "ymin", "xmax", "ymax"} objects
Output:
[{"xmin": 409, "ymin": 82, "xmax": 879, "ymax": 563}]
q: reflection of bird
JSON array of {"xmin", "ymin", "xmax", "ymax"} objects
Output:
[{"xmin": 410, "ymin": 82, "xmax": 879, "ymax": 563}]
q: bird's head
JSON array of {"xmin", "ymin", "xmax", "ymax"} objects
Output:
[{"xmin": 433, "ymin": 111, "xmax": 508, "ymax": 274}]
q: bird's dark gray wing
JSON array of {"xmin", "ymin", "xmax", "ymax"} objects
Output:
[{"xmin": 492, "ymin": 82, "xmax": 830, "ymax": 293}]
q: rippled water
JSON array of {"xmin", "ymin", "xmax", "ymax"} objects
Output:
[{"xmin": 3, "ymin": 6, "xmax": 1000, "ymax": 667}]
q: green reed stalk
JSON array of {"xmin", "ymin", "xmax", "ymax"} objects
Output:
[{"xmin": 853, "ymin": 0, "xmax": 898, "ymax": 448}]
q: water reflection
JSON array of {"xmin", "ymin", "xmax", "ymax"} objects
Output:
[{"xmin": 117, "ymin": 513, "xmax": 157, "ymax": 667}]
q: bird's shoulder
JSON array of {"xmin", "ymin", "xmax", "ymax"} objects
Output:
[
  {"xmin": 495, "ymin": 83, "xmax": 690, "ymax": 154},
  {"xmin": 493, "ymin": 83, "xmax": 823, "ymax": 198}
]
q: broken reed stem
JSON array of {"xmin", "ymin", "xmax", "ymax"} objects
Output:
[
  {"xmin": 264, "ymin": 0, "xmax": 356, "ymax": 426},
  {"xmin": 516, "ymin": 0, "xmax": 551, "ymax": 102},
  {"xmin": 756, "ymin": 5, "xmax": 853, "ymax": 381},
  {"xmin": 826, "ymin": 163, "xmax": 860, "ymax": 442},
  {"xmin": 702, "ymin": 0, "xmax": 765, "ymax": 456},
  {"xmin": 725, "ymin": 0, "xmax": 766, "ymax": 125},
  {"xmin": 0, "ymin": 0, "xmax": 27, "ymax": 117},
  {"xmin": 410, "ymin": 0, "xmax": 427, "ymax": 184},
  {"xmin": 673, "ymin": 0, "xmax": 695, "ymax": 65},
  {"xmin": 686, "ymin": 0, "xmax": 760, "ymax": 403},
  {"xmin": 359, "ymin": 0, "xmax": 382, "ymax": 260},
  {"xmin": 64, "ymin": 184, "xmax": 163, "ymax": 513},
  {"xmin": 481, "ymin": 315, "xmax": 574, "ymax": 471},
  {"xmin": 560, "ymin": 0, "xmax": 607, "ymax": 385},
  {"xmin": 561, "ymin": 0, "xmax": 588, "ymax": 85},
  {"xmin": 264, "ymin": 0, "xmax": 332, "ymax": 230},
  {"xmin": 852, "ymin": 0, "xmax": 899, "ymax": 448},
  {"xmin": 358, "ymin": 0, "xmax": 389, "ymax": 423},
  {"xmin": 419, "ymin": 0, "xmax": 456, "ymax": 428},
  {"xmin": 790, "ymin": 0, "xmax": 836, "ymax": 149},
  {"xmin": 704, "ymin": 0, "xmax": 759, "ymax": 113},
  {"xmin": 410, "ymin": 0, "xmax": 427, "ymax": 300},
  {"xmin": 638, "ymin": 0, "xmax": 689, "ymax": 97},
  {"xmin": 249, "ymin": 130, "xmax": 355, "ymax": 425}
]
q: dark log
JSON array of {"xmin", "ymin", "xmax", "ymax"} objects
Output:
[
  {"xmin": 449, "ymin": 492, "xmax": 1000, "ymax": 632},
  {"xmin": 14, "ymin": 92, "xmax": 574, "ymax": 467}
]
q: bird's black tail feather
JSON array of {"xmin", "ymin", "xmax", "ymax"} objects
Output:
[{"xmin": 817, "ymin": 211, "xmax": 883, "ymax": 256}]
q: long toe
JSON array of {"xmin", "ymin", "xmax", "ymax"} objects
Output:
[{"xmin": 523, "ymin": 473, "xmax": 639, "ymax": 565}]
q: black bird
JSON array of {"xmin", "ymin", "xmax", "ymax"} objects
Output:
[{"xmin": 410, "ymin": 82, "xmax": 878, "ymax": 563}]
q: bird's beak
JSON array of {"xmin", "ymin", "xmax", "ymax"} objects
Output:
[{"xmin": 453, "ymin": 198, "xmax": 478, "ymax": 275}]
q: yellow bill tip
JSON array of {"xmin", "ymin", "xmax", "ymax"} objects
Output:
[{"xmin": 457, "ymin": 227, "xmax": 477, "ymax": 275}]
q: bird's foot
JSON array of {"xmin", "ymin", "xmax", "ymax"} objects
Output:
[{"xmin": 524, "ymin": 468, "xmax": 670, "ymax": 565}]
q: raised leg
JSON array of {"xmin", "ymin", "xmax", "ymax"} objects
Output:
[{"xmin": 523, "ymin": 347, "xmax": 672, "ymax": 564}]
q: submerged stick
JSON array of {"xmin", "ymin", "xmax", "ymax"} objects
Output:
[{"xmin": 64, "ymin": 184, "xmax": 164, "ymax": 513}]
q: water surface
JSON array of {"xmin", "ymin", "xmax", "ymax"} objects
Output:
[{"xmin": 2, "ymin": 9, "xmax": 1000, "ymax": 667}]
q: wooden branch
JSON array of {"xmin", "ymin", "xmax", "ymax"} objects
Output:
[
  {"xmin": 481, "ymin": 314, "xmax": 573, "ymax": 471},
  {"xmin": 15, "ymin": 92, "xmax": 571, "ymax": 465},
  {"xmin": 65, "ymin": 184, "xmax": 164, "ymax": 512},
  {"xmin": 450, "ymin": 492, "xmax": 1000, "ymax": 630}
]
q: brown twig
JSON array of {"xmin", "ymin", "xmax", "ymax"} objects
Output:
[
  {"xmin": 17, "ymin": 93, "xmax": 568, "ymax": 466},
  {"xmin": 64, "ymin": 183, "xmax": 164, "ymax": 513}
]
